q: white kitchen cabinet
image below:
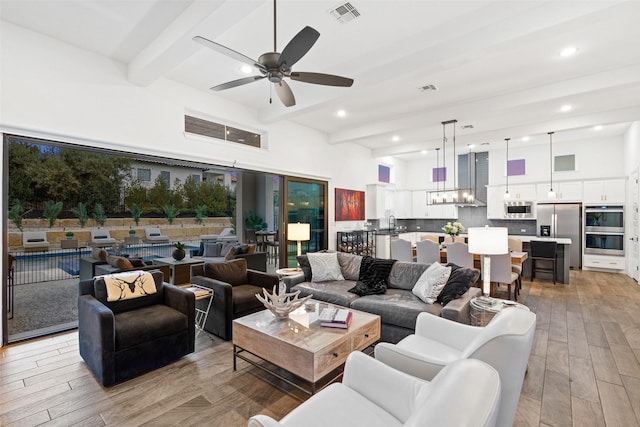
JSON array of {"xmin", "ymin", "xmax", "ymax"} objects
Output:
[
  {"xmin": 366, "ymin": 184, "xmax": 395, "ymax": 219},
  {"xmin": 583, "ymin": 179, "xmax": 626, "ymax": 204},
  {"xmin": 537, "ymin": 181, "xmax": 583, "ymax": 202},
  {"xmin": 394, "ymin": 190, "xmax": 412, "ymax": 218},
  {"xmin": 411, "ymin": 190, "xmax": 428, "ymax": 218},
  {"xmin": 507, "ymin": 184, "xmax": 537, "ymax": 200},
  {"xmin": 486, "ymin": 185, "xmax": 505, "ymax": 219},
  {"xmin": 583, "ymin": 254, "xmax": 626, "ymax": 270}
]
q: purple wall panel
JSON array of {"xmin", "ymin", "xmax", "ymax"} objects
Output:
[
  {"xmin": 432, "ymin": 167, "xmax": 446, "ymax": 182},
  {"xmin": 379, "ymin": 165, "xmax": 390, "ymax": 183},
  {"xmin": 507, "ymin": 159, "xmax": 525, "ymax": 176}
]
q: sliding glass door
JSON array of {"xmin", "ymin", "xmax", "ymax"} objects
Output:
[{"xmin": 282, "ymin": 177, "xmax": 328, "ymax": 267}]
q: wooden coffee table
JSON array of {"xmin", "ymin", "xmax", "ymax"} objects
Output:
[{"xmin": 232, "ymin": 300, "xmax": 380, "ymax": 395}]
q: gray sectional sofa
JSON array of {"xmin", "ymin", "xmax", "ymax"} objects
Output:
[
  {"xmin": 284, "ymin": 252, "xmax": 481, "ymax": 344},
  {"xmin": 190, "ymin": 241, "xmax": 267, "ymax": 272}
]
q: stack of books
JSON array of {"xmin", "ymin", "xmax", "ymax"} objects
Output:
[
  {"xmin": 318, "ymin": 307, "xmax": 353, "ymax": 329},
  {"xmin": 474, "ymin": 296, "xmax": 496, "ymax": 309}
]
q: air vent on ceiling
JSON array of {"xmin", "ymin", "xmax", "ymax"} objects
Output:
[
  {"xmin": 461, "ymin": 124, "xmax": 474, "ymax": 129},
  {"xmin": 330, "ymin": 2, "xmax": 361, "ymax": 24},
  {"xmin": 419, "ymin": 84, "xmax": 438, "ymax": 92}
]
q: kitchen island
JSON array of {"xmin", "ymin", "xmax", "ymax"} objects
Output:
[{"xmin": 508, "ymin": 236, "xmax": 572, "ymax": 284}]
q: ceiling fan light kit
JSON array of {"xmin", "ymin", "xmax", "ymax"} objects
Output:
[{"xmin": 193, "ymin": 0, "xmax": 353, "ymax": 107}]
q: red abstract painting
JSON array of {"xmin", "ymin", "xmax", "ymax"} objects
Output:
[{"xmin": 335, "ymin": 188, "xmax": 365, "ymax": 221}]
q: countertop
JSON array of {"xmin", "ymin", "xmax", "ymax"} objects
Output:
[{"xmin": 372, "ymin": 230, "xmax": 572, "ymax": 245}]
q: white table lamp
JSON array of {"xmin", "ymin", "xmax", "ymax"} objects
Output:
[
  {"xmin": 468, "ymin": 226, "xmax": 509, "ymax": 296},
  {"xmin": 288, "ymin": 223, "xmax": 310, "ymax": 257}
]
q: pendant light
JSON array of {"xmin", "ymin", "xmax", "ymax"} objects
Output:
[
  {"xmin": 504, "ymin": 138, "xmax": 511, "ymax": 199},
  {"xmin": 428, "ymin": 119, "xmax": 474, "ymax": 205},
  {"xmin": 434, "ymin": 147, "xmax": 441, "ymax": 203},
  {"xmin": 547, "ymin": 131, "xmax": 556, "ymax": 198}
]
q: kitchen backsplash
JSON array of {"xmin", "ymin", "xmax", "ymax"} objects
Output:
[{"xmin": 367, "ymin": 206, "xmax": 536, "ymax": 235}]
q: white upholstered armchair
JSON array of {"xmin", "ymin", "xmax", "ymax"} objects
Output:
[
  {"xmin": 374, "ymin": 308, "xmax": 536, "ymax": 427},
  {"xmin": 248, "ymin": 351, "xmax": 501, "ymax": 427}
]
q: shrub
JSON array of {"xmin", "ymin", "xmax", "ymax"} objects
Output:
[
  {"xmin": 162, "ymin": 204, "xmax": 181, "ymax": 225},
  {"xmin": 43, "ymin": 201, "xmax": 63, "ymax": 228},
  {"xmin": 194, "ymin": 205, "xmax": 207, "ymax": 225},
  {"xmin": 92, "ymin": 203, "xmax": 107, "ymax": 227},
  {"xmin": 71, "ymin": 202, "xmax": 89, "ymax": 228},
  {"xmin": 129, "ymin": 203, "xmax": 143, "ymax": 226},
  {"xmin": 8, "ymin": 200, "xmax": 26, "ymax": 231}
]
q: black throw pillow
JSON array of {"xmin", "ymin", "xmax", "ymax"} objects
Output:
[
  {"xmin": 437, "ymin": 263, "xmax": 480, "ymax": 305},
  {"xmin": 296, "ymin": 254, "xmax": 312, "ymax": 282},
  {"xmin": 348, "ymin": 256, "xmax": 396, "ymax": 296}
]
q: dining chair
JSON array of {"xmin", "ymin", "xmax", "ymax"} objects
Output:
[
  {"xmin": 391, "ymin": 238, "xmax": 414, "ymax": 262},
  {"xmin": 488, "ymin": 253, "xmax": 519, "ymax": 300},
  {"xmin": 446, "ymin": 242, "xmax": 474, "ymax": 269},
  {"xmin": 508, "ymin": 238, "xmax": 523, "ymax": 298},
  {"xmin": 420, "ymin": 234, "xmax": 439, "ymax": 243},
  {"xmin": 530, "ymin": 240, "xmax": 557, "ymax": 284},
  {"xmin": 415, "ymin": 240, "xmax": 440, "ymax": 264}
]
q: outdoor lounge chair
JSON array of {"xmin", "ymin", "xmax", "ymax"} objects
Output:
[
  {"xmin": 22, "ymin": 231, "xmax": 50, "ymax": 250},
  {"xmin": 200, "ymin": 227, "xmax": 238, "ymax": 242},
  {"xmin": 144, "ymin": 227, "xmax": 170, "ymax": 243},
  {"xmin": 90, "ymin": 229, "xmax": 117, "ymax": 247}
]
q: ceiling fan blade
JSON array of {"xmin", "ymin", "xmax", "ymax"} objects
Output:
[
  {"xmin": 278, "ymin": 26, "xmax": 320, "ymax": 70},
  {"xmin": 290, "ymin": 72, "xmax": 354, "ymax": 87},
  {"xmin": 193, "ymin": 36, "xmax": 266, "ymax": 72},
  {"xmin": 211, "ymin": 76, "xmax": 265, "ymax": 91},
  {"xmin": 274, "ymin": 80, "xmax": 296, "ymax": 107}
]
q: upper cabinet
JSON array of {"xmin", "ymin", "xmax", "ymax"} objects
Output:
[
  {"xmin": 583, "ymin": 179, "xmax": 626, "ymax": 204},
  {"xmin": 537, "ymin": 181, "xmax": 583, "ymax": 202},
  {"xmin": 506, "ymin": 184, "xmax": 537, "ymax": 200},
  {"xmin": 366, "ymin": 184, "xmax": 395, "ymax": 220},
  {"xmin": 394, "ymin": 190, "xmax": 412, "ymax": 218},
  {"xmin": 486, "ymin": 185, "xmax": 504, "ymax": 219}
]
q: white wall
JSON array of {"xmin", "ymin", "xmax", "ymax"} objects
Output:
[{"xmin": 624, "ymin": 121, "xmax": 640, "ymax": 281}]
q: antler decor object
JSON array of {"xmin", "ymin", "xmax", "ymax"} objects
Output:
[{"xmin": 256, "ymin": 286, "xmax": 313, "ymax": 319}]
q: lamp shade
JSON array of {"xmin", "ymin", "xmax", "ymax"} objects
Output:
[
  {"xmin": 288, "ymin": 223, "xmax": 310, "ymax": 241},
  {"xmin": 467, "ymin": 227, "xmax": 509, "ymax": 255}
]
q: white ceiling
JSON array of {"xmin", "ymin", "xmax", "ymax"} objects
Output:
[{"xmin": 2, "ymin": 0, "xmax": 639, "ymax": 160}]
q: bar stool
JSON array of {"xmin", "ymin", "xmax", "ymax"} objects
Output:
[{"xmin": 530, "ymin": 240, "xmax": 557, "ymax": 284}]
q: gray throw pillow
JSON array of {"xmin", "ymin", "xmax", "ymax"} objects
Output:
[
  {"xmin": 307, "ymin": 252, "xmax": 344, "ymax": 282},
  {"xmin": 203, "ymin": 242, "xmax": 222, "ymax": 257}
]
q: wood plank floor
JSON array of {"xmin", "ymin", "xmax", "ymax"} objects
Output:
[{"xmin": 1, "ymin": 270, "xmax": 639, "ymax": 426}]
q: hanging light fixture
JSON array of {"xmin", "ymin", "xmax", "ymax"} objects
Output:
[
  {"xmin": 504, "ymin": 138, "xmax": 511, "ymax": 199},
  {"xmin": 433, "ymin": 147, "xmax": 441, "ymax": 203},
  {"xmin": 428, "ymin": 119, "xmax": 475, "ymax": 205},
  {"xmin": 547, "ymin": 131, "xmax": 556, "ymax": 198}
]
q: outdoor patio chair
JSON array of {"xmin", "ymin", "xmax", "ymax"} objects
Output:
[
  {"xmin": 22, "ymin": 231, "xmax": 50, "ymax": 250},
  {"xmin": 90, "ymin": 230, "xmax": 116, "ymax": 247},
  {"xmin": 144, "ymin": 227, "xmax": 170, "ymax": 243}
]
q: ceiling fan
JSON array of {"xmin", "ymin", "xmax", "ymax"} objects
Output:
[{"xmin": 193, "ymin": 0, "xmax": 353, "ymax": 107}]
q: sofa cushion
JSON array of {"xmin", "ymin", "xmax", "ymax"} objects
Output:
[
  {"xmin": 114, "ymin": 304, "xmax": 188, "ymax": 350},
  {"xmin": 233, "ymin": 284, "xmax": 267, "ymax": 314},
  {"xmin": 103, "ymin": 271, "xmax": 157, "ymax": 302},
  {"xmin": 247, "ymin": 244, "xmax": 257, "ymax": 254},
  {"xmin": 91, "ymin": 247, "xmax": 108, "ymax": 261},
  {"xmin": 292, "ymin": 280, "xmax": 361, "ymax": 307},
  {"xmin": 348, "ymin": 256, "xmax": 396, "ymax": 296},
  {"xmin": 350, "ymin": 289, "xmax": 442, "ymax": 329},
  {"xmin": 204, "ymin": 258, "xmax": 248, "ymax": 285},
  {"xmin": 307, "ymin": 252, "xmax": 345, "ymax": 282},
  {"xmin": 437, "ymin": 264, "xmax": 480, "ymax": 305},
  {"xmin": 388, "ymin": 261, "xmax": 429, "ymax": 290},
  {"xmin": 106, "ymin": 255, "xmax": 134, "ymax": 270},
  {"xmin": 412, "ymin": 262, "xmax": 452, "ymax": 304},
  {"xmin": 337, "ymin": 252, "xmax": 362, "ymax": 281},
  {"xmin": 129, "ymin": 258, "xmax": 146, "ymax": 268},
  {"xmin": 203, "ymin": 242, "xmax": 223, "ymax": 257},
  {"xmin": 94, "ymin": 273, "xmax": 165, "ymax": 314}
]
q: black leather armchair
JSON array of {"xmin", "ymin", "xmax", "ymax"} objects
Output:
[
  {"xmin": 78, "ymin": 270, "xmax": 195, "ymax": 387},
  {"xmin": 190, "ymin": 258, "xmax": 278, "ymax": 340}
]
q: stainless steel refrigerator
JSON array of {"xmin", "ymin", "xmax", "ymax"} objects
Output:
[{"xmin": 537, "ymin": 203, "xmax": 582, "ymax": 269}]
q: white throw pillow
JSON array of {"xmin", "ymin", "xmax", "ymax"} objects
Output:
[
  {"xmin": 307, "ymin": 252, "xmax": 345, "ymax": 282},
  {"xmin": 412, "ymin": 262, "xmax": 452, "ymax": 304}
]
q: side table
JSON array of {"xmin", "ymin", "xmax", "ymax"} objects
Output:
[
  {"xmin": 276, "ymin": 268, "xmax": 303, "ymax": 293},
  {"xmin": 470, "ymin": 297, "xmax": 530, "ymax": 327},
  {"xmin": 179, "ymin": 284, "xmax": 213, "ymax": 336}
]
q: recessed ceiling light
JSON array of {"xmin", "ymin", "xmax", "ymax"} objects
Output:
[
  {"xmin": 392, "ymin": 135, "xmax": 400, "ymax": 142},
  {"xmin": 560, "ymin": 104, "xmax": 572, "ymax": 112},
  {"xmin": 560, "ymin": 46, "xmax": 578, "ymax": 57},
  {"xmin": 593, "ymin": 125, "xmax": 603, "ymax": 131},
  {"xmin": 467, "ymin": 144, "xmax": 475, "ymax": 149},
  {"xmin": 336, "ymin": 109, "xmax": 346, "ymax": 118},
  {"xmin": 521, "ymin": 136, "xmax": 530, "ymax": 141},
  {"xmin": 240, "ymin": 65, "xmax": 253, "ymax": 74},
  {"xmin": 421, "ymin": 150, "xmax": 428, "ymax": 155}
]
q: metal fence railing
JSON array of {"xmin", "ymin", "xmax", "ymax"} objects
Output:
[{"xmin": 10, "ymin": 240, "xmax": 200, "ymax": 285}]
